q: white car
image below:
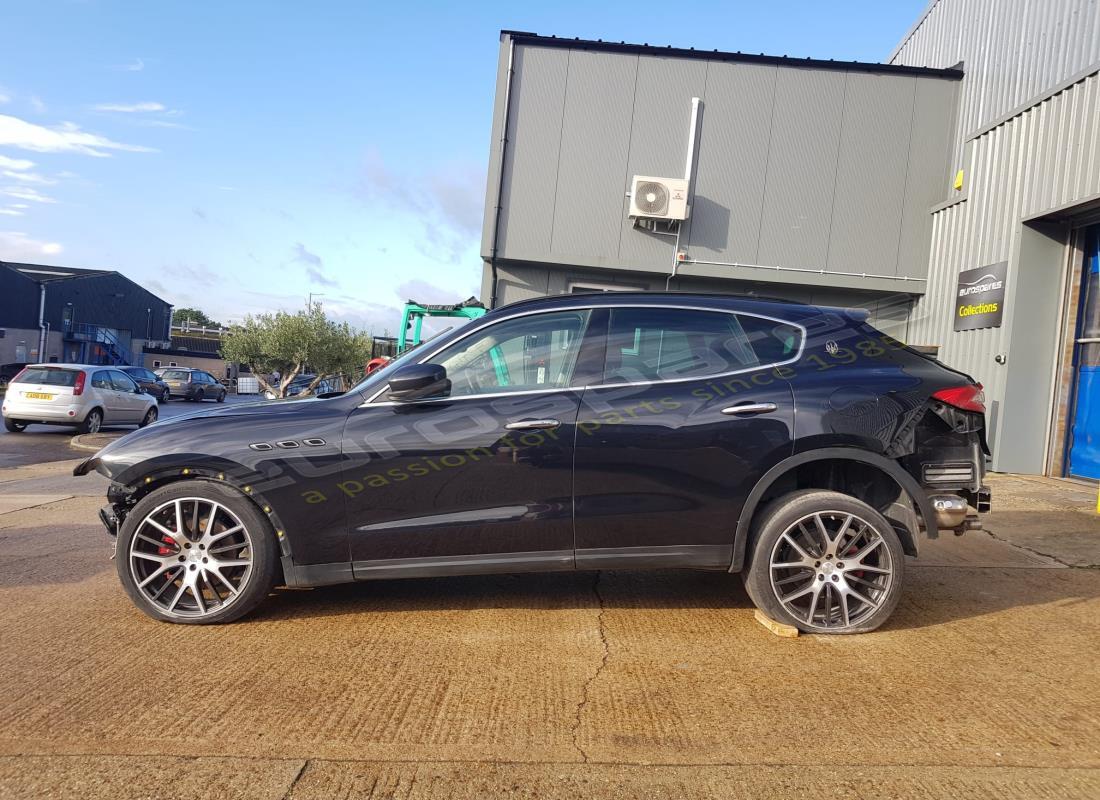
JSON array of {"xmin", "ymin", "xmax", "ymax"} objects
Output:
[{"xmin": 2, "ymin": 364, "xmax": 159, "ymax": 434}]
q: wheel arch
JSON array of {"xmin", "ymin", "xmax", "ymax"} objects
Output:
[
  {"xmin": 730, "ymin": 447, "xmax": 935, "ymax": 572},
  {"xmin": 112, "ymin": 461, "xmax": 293, "ymax": 566}
]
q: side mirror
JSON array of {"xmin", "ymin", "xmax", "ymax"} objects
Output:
[
  {"xmin": 135, "ymin": 388, "xmax": 145, "ymax": 394},
  {"xmin": 387, "ymin": 363, "xmax": 450, "ymax": 402}
]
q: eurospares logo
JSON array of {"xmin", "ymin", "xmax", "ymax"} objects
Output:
[{"xmin": 954, "ymin": 262, "xmax": 1007, "ymax": 331}]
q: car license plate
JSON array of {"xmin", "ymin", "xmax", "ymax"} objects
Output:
[{"xmin": 25, "ymin": 392, "xmax": 54, "ymax": 400}]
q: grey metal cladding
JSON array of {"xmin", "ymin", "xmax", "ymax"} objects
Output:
[
  {"xmin": 550, "ymin": 50, "xmax": 638, "ymax": 262},
  {"xmin": 896, "ymin": 77, "xmax": 958, "ymax": 279},
  {"xmin": 616, "ymin": 56, "xmax": 708, "ymax": 268},
  {"xmin": 481, "ymin": 38, "xmax": 512, "ymax": 258},
  {"xmin": 756, "ymin": 68, "xmax": 846, "ymax": 270},
  {"xmin": 686, "ymin": 62, "xmax": 777, "ymax": 262},
  {"xmin": 496, "ymin": 46, "xmax": 569, "ymax": 259},
  {"xmin": 826, "ymin": 72, "xmax": 916, "ymax": 277}
]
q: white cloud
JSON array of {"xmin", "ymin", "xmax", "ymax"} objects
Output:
[
  {"xmin": 0, "ymin": 114, "xmax": 155, "ymax": 157},
  {"xmin": 2, "ymin": 170, "xmax": 55, "ymax": 185},
  {"xmin": 29, "ymin": 96, "xmax": 45, "ymax": 113},
  {"xmin": 0, "ymin": 155, "xmax": 34, "ymax": 171},
  {"xmin": 0, "ymin": 208, "xmax": 24, "ymax": 216},
  {"xmin": 0, "ymin": 231, "xmax": 63, "ymax": 259},
  {"xmin": 113, "ymin": 58, "xmax": 145, "ymax": 72},
  {"xmin": 93, "ymin": 101, "xmax": 166, "ymax": 113},
  {"xmin": 1, "ymin": 186, "xmax": 56, "ymax": 203}
]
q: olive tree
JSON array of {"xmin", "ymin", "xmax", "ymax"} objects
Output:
[{"xmin": 221, "ymin": 305, "xmax": 372, "ymax": 397}]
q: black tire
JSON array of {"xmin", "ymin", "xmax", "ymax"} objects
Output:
[
  {"xmin": 139, "ymin": 405, "xmax": 158, "ymax": 428},
  {"xmin": 216, "ymin": 390, "xmax": 226, "ymax": 403},
  {"xmin": 742, "ymin": 490, "xmax": 905, "ymax": 634},
  {"xmin": 79, "ymin": 408, "xmax": 103, "ymax": 434},
  {"xmin": 195, "ymin": 389, "xmax": 205, "ymax": 402},
  {"xmin": 161, "ymin": 389, "xmax": 170, "ymax": 403},
  {"xmin": 115, "ymin": 481, "xmax": 279, "ymax": 624},
  {"xmin": 4, "ymin": 418, "xmax": 26, "ymax": 432}
]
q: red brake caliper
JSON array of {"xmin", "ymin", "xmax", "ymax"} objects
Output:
[{"xmin": 157, "ymin": 535, "xmax": 178, "ymax": 556}]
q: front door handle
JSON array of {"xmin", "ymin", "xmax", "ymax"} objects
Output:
[
  {"xmin": 720, "ymin": 402, "xmax": 778, "ymax": 416},
  {"xmin": 505, "ymin": 418, "xmax": 562, "ymax": 431}
]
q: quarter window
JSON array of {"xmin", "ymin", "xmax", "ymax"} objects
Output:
[{"xmin": 430, "ymin": 310, "xmax": 591, "ymax": 397}]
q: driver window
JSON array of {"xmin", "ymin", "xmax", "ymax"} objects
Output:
[{"xmin": 430, "ymin": 310, "xmax": 591, "ymax": 397}]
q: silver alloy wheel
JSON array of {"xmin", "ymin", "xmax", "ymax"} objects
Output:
[
  {"xmin": 86, "ymin": 411, "xmax": 102, "ymax": 433},
  {"xmin": 143, "ymin": 406, "xmax": 158, "ymax": 425},
  {"xmin": 128, "ymin": 497, "xmax": 254, "ymax": 619},
  {"xmin": 768, "ymin": 510, "xmax": 894, "ymax": 631}
]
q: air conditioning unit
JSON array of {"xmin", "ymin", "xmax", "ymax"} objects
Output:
[{"xmin": 629, "ymin": 175, "xmax": 690, "ymax": 221}]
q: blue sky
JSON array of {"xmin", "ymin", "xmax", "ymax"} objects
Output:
[{"xmin": 0, "ymin": 0, "xmax": 926, "ymax": 333}]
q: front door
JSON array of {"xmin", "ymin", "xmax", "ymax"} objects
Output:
[
  {"xmin": 573, "ymin": 305, "xmax": 799, "ymax": 569},
  {"xmin": 342, "ymin": 308, "xmax": 597, "ymax": 576},
  {"xmin": 1067, "ymin": 225, "xmax": 1100, "ymax": 479}
]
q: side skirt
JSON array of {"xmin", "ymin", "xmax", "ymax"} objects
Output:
[
  {"xmin": 352, "ymin": 550, "xmax": 575, "ymax": 581},
  {"xmin": 575, "ymin": 544, "xmax": 732, "ymax": 571}
]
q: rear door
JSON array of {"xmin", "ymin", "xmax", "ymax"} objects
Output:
[
  {"xmin": 573, "ymin": 306, "xmax": 800, "ymax": 569},
  {"xmin": 89, "ymin": 370, "xmax": 124, "ymax": 421},
  {"xmin": 109, "ymin": 370, "xmax": 144, "ymax": 421}
]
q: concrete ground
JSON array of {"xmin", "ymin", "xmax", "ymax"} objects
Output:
[{"xmin": 0, "ymin": 460, "xmax": 1097, "ymax": 799}]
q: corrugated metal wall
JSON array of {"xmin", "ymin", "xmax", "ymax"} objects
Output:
[
  {"xmin": 893, "ymin": 0, "xmax": 1100, "ymax": 472},
  {"xmin": 487, "ymin": 39, "xmax": 959, "ymax": 296},
  {"xmin": 892, "ymin": 0, "xmax": 1100, "ymax": 151}
]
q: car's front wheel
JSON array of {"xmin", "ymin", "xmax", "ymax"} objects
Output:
[
  {"xmin": 743, "ymin": 490, "xmax": 905, "ymax": 634},
  {"xmin": 116, "ymin": 481, "xmax": 279, "ymax": 624},
  {"xmin": 161, "ymin": 388, "xmax": 170, "ymax": 403},
  {"xmin": 139, "ymin": 406, "xmax": 158, "ymax": 427}
]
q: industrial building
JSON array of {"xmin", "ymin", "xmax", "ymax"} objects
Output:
[
  {"xmin": 479, "ymin": 0, "xmax": 1100, "ymax": 479},
  {"xmin": 0, "ymin": 261, "xmax": 173, "ymax": 368}
]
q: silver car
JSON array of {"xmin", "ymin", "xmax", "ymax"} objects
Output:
[{"xmin": 2, "ymin": 364, "xmax": 158, "ymax": 434}]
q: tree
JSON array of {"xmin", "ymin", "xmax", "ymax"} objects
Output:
[
  {"xmin": 173, "ymin": 307, "xmax": 222, "ymax": 329},
  {"xmin": 221, "ymin": 304, "xmax": 372, "ymax": 397}
]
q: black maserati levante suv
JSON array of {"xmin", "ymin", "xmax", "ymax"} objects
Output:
[{"xmin": 75, "ymin": 292, "xmax": 990, "ymax": 632}]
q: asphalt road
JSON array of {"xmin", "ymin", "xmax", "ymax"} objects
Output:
[
  {"xmin": 0, "ymin": 462, "xmax": 1098, "ymax": 799},
  {"xmin": 0, "ymin": 393, "xmax": 257, "ymax": 468}
]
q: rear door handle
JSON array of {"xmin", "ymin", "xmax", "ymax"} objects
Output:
[
  {"xmin": 720, "ymin": 402, "xmax": 778, "ymax": 416},
  {"xmin": 505, "ymin": 418, "xmax": 562, "ymax": 431}
]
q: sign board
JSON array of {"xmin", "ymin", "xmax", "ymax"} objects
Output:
[{"xmin": 954, "ymin": 261, "xmax": 1008, "ymax": 331}]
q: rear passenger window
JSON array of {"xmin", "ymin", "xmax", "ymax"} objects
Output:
[
  {"xmin": 91, "ymin": 371, "xmax": 112, "ymax": 389},
  {"xmin": 602, "ymin": 308, "xmax": 801, "ymax": 384}
]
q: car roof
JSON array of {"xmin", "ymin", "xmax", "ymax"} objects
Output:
[
  {"xmin": 22, "ymin": 363, "xmax": 122, "ymax": 371},
  {"xmin": 488, "ymin": 291, "xmax": 861, "ymax": 322}
]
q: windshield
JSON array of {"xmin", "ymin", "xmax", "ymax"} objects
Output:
[{"xmin": 161, "ymin": 369, "xmax": 191, "ymax": 380}]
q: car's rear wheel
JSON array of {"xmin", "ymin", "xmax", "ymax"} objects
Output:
[
  {"xmin": 4, "ymin": 418, "xmax": 26, "ymax": 432},
  {"xmin": 139, "ymin": 406, "xmax": 158, "ymax": 427},
  {"xmin": 195, "ymin": 388, "xmax": 205, "ymax": 402},
  {"xmin": 743, "ymin": 490, "xmax": 904, "ymax": 634},
  {"xmin": 116, "ymin": 482, "xmax": 279, "ymax": 624},
  {"xmin": 79, "ymin": 408, "xmax": 103, "ymax": 434}
]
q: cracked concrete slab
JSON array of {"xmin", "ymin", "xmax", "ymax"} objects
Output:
[{"xmin": 0, "ymin": 460, "xmax": 1098, "ymax": 798}]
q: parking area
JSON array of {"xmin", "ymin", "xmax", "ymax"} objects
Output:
[
  {"xmin": 0, "ymin": 454, "xmax": 1098, "ymax": 799},
  {"xmin": 0, "ymin": 393, "xmax": 258, "ymax": 468}
]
